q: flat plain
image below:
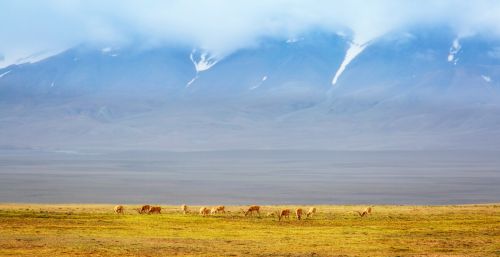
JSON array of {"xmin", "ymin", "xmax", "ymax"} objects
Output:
[
  {"xmin": 1, "ymin": 150, "xmax": 499, "ymax": 205},
  {"xmin": 0, "ymin": 203, "xmax": 498, "ymax": 256}
]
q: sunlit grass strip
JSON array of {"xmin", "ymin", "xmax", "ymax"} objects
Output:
[{"xmin": 0, "ymin": 203, "xmax": 498, "ymax": 256}]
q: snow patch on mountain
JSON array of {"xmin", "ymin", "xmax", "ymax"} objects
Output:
[
  {"xmin": 481, "ymin": 75, "xmax": 492, "ymax": 83},
  {"xmin": 190, "ymin": 49, "xmax": 220, "ymax": 72},
  {"xmin": 101, "ymin": 47, "xmax": 112, "ymax": 53},
  {"xmin": 286, "ymin": 37, "xmax": 304, "ymax": 44},
  {"xmin": 250, "ymin": 75, "xmax": 268, "ymax": 90},
  {"xmin": 0, "ymin": 70, "xmax": 11, "ymax": 78},
  {"xmin": 186, "ymin": 49, "xmax": 221, "ymax": 87},
  {"xmin": 336, "ymin": 31, "xmax": 347, "ymax": 38},
  {"xmin": 101, "ymin": 47, "xmax": 119, "ymax": 57},
  {"xmin": 1, "ymin": 49, "xmax": 64, "ymax": 68},
  {"xmin": 186, "ymin": 75, "xmax": 199, "ymax": 88},
  {"xmin": 331, "ymin": 41, "xmax": 367, "ymax": 86},
  {"xmin": 448, "ymin": 38, "xmax": 461, "ymax": 65}
]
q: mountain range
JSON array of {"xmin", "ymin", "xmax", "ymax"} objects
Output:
[{"xmin": 1, "ymin": 27, "xmax": 499, "ymax": 151}]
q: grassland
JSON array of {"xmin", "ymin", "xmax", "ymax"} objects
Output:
[{"xmin": 0, "ymin": 203, "xmax": 498, "ymax": 256}]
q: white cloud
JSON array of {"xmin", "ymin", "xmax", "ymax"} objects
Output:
[{"xmin": 1, "ymin": 0, "xmax": 500, "ymax": 62}]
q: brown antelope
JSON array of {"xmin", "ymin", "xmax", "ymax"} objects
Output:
[
  {"xmin": 210, "ymin": 205, "xmax": 225, "ymax": 215},
  {"xmin": 295, "ymin": 208, "xmax": 304, "ymax": 220},
  {"xmin": 199, "ymin": 207, "xmax": 210, "ymax": 216},
  {"xmin": 306, "ymin": 207, "xmax": 316, "ymax": 218},
  {"xmin": 243, "ymin": 205, "xmax": 261, "ymax": 216},
  {"xmin": 138, "ymin": 205, "xmax": 151, "ymax": 214},
  {"xmin": 213, "ymin": 205, "xmax": 225, "ymax": 214},
  {"xmin": 148, "ymin": 206, "xmax": 161, "ymax": 214},
  {"xmin": 181, "ymin": 204, "xmax": 188, "ymax": 214},
  {"xmin": 356, "ymin": 206, "xmax": 373, "ymax": 217},
  {"xmin": 278, "ymin": 209, "xmax": 291, "ymax": 221},
  {"xmin": 114, "ymin": 205, "xmax": 124, "ymax": 214}
]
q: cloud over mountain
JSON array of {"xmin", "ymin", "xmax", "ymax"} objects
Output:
[{"xmin": 1, "ymin": 0, "xmax": 500, "ymax": 64}]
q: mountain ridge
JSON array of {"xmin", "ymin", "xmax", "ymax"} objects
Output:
[{"xmin": 0, "ymin": 27, "xmax": 499, "ymax": 151}]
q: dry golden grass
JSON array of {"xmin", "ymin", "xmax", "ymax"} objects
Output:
[{"xmin": 0, "ymin": 203, "xmax": 499, "ymax": 256}]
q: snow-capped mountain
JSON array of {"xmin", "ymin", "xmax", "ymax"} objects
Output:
[
  {"xmin": 183, "ymin": 31, "xmax": 347, "ymax": 111},
  {"xmin": 329, "ymin": 27, "xmax": 500, "ymax": 107},
  {"xmin": 0, "ymin": 27, "xmax": 499, "ymax": 151}
]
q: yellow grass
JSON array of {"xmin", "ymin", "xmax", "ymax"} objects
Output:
[{"xmin": 0, "ymin": 203, "xmax": 499, "ymax": 256}]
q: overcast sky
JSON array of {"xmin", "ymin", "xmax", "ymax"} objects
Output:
[{"xmin": 1, "ymin": 0, "xmax": 500, "ymax": 66}]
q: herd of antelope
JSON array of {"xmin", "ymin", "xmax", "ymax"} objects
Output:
[{"xmin": 113, "ymin": 204, "xmax": 374, "ymax": 220}]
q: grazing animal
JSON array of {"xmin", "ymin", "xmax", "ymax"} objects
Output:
[
  {"xmin": 210, "ymin": 205, "xmax": 225, "ymax": 215},
  {"xmin": 295, "ymin": 208, "xmax": 304, "ymax": 220},
  {"xmin": 114, "ymin": 205, "xmax": 124, "ymax": 214},
  {"xmin": 356, "ymin": 207, "xmax": 372, "ymax": 217},
  {"xmin": 356, "ymin": 210, "xmax": 368, "ymax": 217},
  {"xmin": 278, "ymin": 209, "xmax": 291, "ymax": 221},
  {"xmin": 138, "ymin": 205, "xmax": 151, "ymax": 214},
  {"xmin": 306, "ymin": 207, "xmax": 316, "ymax": 218},
  {"xmin": 181, "ymin": 204, "xmax": 188, "ymax": 214},
  {"xmin": 213, "ymin": 205, "xmax": 225, "ymax": 214},
  {"xmin": 244, "ymin": 205, "xmax": 261, "ymax": 216},
  {"xmin": 199, "ymin": 207, "xmax": 210, "ymax": 216},
  {"xmin": 148, "ymin": 206, "xmax": 161, "ymax": 214}
]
